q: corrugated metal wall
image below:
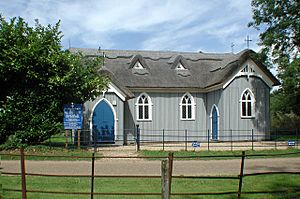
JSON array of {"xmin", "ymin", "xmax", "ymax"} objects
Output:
[{"xmin": 82, "ymin": 76, "xmax": 270, "ymax": 144}]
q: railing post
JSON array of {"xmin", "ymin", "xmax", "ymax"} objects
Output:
[
  {"xmin": 207, "ymin": 129, "xmax": 210, "ymax": 151},
  {"xmin": 230, "ymin": 129, "xmax": 233, "ymax": 151},
  {"xmin": 162, "ymin": 129, "xmax": 165, "ymax": 151},
  {"xmin": 161, "ymin": 160, "xmax": 170, "ymax": 199},
  {"xmin": 93, "ymin": 130, "xmax": 97, "ymax": 153},
  {"xmin": 90, "ymin": 153, "xmax": 95, "ymax": 199},
  {"xmin": 237, "ymin": 151, "xmax": 246, "ymax": 199},
  {"xmin": 136, "ymin": 125, "xmax": 140, "ymax": 151},
  {"xmin": 20, "ymin": 148, "xmax": 27, "ymax": 199},
  {"xmin": 251, "ymin": 129, "xmax": 254, "ymax": 150},
  {"xmin": 275, "ymin": 129, "xmax": 277, "ymax": 150},
  {"xmin": 185, "ymin": 129, "xmax": 187, "ymax": 151},
  {"xmin": 296, "ymin": 129, "xmax": 298, "ymax": 149},
  {"xmin": 168, "ymin": 152, "xmax": 174, "ymax": 195}
]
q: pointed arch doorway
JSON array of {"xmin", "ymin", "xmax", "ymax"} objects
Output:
[
  {"xmin": 211, "ymin": 105, "xmax": 219, "ymax": 140},
  {"xmin": 91, "ymin": 99, "xmax": 115, "ymax": 143}
]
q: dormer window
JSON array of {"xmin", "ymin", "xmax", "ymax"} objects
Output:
[
  {"xmin": 129, "ymin": 55, "xmax": 149, "ymax": 75},
  {"xmin": 133, "ymin": 61, "xmax": 144, "ymax": 69},
  {"xmin": 175, "ymin": 62, "xmax": 186, "ymax": 70}
]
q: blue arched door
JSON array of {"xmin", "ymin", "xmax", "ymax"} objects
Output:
[
  {"xmin": 212, "ymin": 106, "xmax": 218, "ymax": 140},
  {"xmin": 92, "ymin": 100, "xmax": 115, "ymax": 143}
]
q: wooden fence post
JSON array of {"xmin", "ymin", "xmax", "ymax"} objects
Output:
[
  {"xmin": 65, "ymin": 130, "xmax": 69, "ymax": 148},
  {"xmin": 20, "ymin": 148, "xmax": 27, "ymax": 199},
  {"xmin": 161, "ymin": 160, "xmax": 170, "ymax": 199},
  {"xmin": 77, "ymin": 130, "xmax": 81, "ymax": 148},
  {"xmin": 168, "ymin": 152, "xmax": 174, "ymax": 195},
  {"xmin": 90, "ymin": 153, "xmax": 95, "ymax": 199},
  {"xmin": 0, "ymin": 155, "xmax": 3, "ymax": 199},
  {"xmin": 0, "ymin": 184, "xmax": 2, "ymax": 199},
  {"xmin": 237, "ymin": 151, "xmax": 246, "ymax": 199}
]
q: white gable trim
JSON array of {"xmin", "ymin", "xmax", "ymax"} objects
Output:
[
  {"xmin": 223, "ymin": 59, "xmax": 274, "ymax": 89},
  {"xmin": 105, "ymin": 83, "xmax": 126, "ymax": 101}
]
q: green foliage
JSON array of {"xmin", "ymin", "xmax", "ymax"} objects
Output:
[
  {"xmin": 0, "ymin": 16, "xmax": 108, "ymax": 147},
  {"xmin": 249, "ymin": 0, "xmax": 300, "ymax": 128}
]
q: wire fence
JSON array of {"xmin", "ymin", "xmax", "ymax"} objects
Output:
[
  {"xmin": 42, "ymin": 127, "xmax": 299, "ymax": 151},
  {"xmin": 1, "ymin": 149, "xmax": 300, "ymax": 198}
]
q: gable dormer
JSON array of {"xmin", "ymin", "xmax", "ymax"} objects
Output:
[
  {"xmin": 169, "ymin": 55, "xmax": 191, "ymax": 77},
  {"xmin": 129, "ymin": 54, "xmax": 149, "ymax": 75}
]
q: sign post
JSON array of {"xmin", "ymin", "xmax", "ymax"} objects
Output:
[{"xmin": 63, "ymin": 104, "xmax": 83, "ymax": 148}]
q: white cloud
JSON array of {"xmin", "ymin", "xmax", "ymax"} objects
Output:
[{"xmin": 0, "ymin": 0, "xmax": 261, "ymax": 52}]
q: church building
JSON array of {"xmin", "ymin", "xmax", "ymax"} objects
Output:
[{"xmin": 70, "ymin": 48, "xmax": 280, "ymax": 144}]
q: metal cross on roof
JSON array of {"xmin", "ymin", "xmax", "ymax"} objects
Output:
[
  {"xmin": 231, "ymin": 42, "xmax": 235, "ymax": 53},
  {"xmin": 245, "ymin": 35, "xmax": 252, "ymax": 49}
]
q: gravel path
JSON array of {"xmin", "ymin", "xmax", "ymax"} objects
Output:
[{"xmin": 2, "ymin": 157, "xmax": 300, "ymax": 176}]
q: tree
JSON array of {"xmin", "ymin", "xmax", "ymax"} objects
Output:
[
  {"xmin": 0, "ymin": 16, "xmax": 108, "ymax": 147},
  {"xmin": 249, "ymin": 0, "xmax": 300, "ymax": 128}
]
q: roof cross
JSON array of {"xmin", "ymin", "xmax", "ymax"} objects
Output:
[
  {"xmin": 245, "ymin": 35, "xmax": 252, "ymax": 49},
  {"xmin": 231, "ymin": 42, "xmax": 235, "ymax": 54}
]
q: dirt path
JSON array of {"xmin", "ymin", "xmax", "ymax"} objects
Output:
[{"xmin": 2, "ymin": 157, "xmax": 300, "ymax": 176}]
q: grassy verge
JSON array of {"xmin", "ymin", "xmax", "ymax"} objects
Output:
[
  {"xmin": 1, "ymin": 174, "xmax": 299, "ymax": 198},
  {"xmin": 139, "ymin": 149, "xmax": 300, "ymax": 160},
  {"xmin": 1, "ymin": 147, "xmax": 300, "ymax": 161},
  {"xmin": 0, "ymin": 145, "xmax": 99, "ymax": 161}
]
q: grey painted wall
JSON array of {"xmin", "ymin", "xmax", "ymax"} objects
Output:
[
  {"xmin": 125, "ymin": 92, "xmax": 207, "ymax": 142},
  {"xmin": 218, "ymin": 76, "xmax": 270, "ymax": 140},
  {"xmin": 82, "ymin": 76, "xmax": 271, "ymax": 144}
]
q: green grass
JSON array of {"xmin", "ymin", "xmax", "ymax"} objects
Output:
[
  {"xmin": 1, "ymin": 174, "xmax": 300, "ymax": 198},
  {"xmin": 1, "ymin": 147, "xmax": 300, "ymax": 161},
  {"xmin": 0, "ymin": 145, "xmax": 99, "ymax": 161},
  {"xmin": 139, "ymin": 149, "xmax": 300, "ymax": 160}
]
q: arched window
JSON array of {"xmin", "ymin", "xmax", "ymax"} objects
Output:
[
  {"xmin": 180, "ymin": 93, "xmax": 195, "ymax": 120},
  {"xmin": 240, "ymin": 89, "xmax": 255, "ymax": 118},
  {"xmin": 136, "ymin": 93, "xmax": 152, "ymax": 121}
]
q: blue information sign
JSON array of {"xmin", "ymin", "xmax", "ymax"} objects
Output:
[
  {"xmin": 63, "ymin": 104, "xmax": 83, "ymax": 130},
  {"xmin": 288, "ymin": 140, "xmax": 296, "ymax": 146},
  {"xmin": 192, "ymin": 141, "xmax": 200, "ymax": 148}
]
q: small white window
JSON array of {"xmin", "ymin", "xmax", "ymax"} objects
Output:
[
  {"xmin": 136, "ymin": 93, "xmax": 152, "ymax": 121},
  {"xmin": 180, "ymin": 93, "xmax": 195, "ymax": 120},
  {"xmin": 240, "ymin": 89, "xmax": 255, "ymax": 118},
  {"xmin": 133, "ymin": 61, "xmax": 144, "ymax": 69},
  {"xmin": 175, "ymin": 62, "xmax": 186, "ymax": 70}
]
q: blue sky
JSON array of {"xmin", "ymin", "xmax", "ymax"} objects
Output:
[{"xmin": 0, "ymin": 0, "xmax": 262, "ymax": 53}]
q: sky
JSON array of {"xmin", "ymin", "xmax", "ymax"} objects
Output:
[{"xmin": 0, "ymin": 0, "xmax": 262, "ymax": 53}]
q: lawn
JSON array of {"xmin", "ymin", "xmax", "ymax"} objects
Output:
[
  {"xmin": 1, "ymin": 174, "xmax": 300, "ymax": 198},
  {"xmin": 1, "ymin": 146, "xmax": 300, "ymax": 161},
  {"xmin": 0, "ymin": 146, "xmax": 98, "ymax": 161},
  {"xmin": 140, "ymin": 149, "xmax": 300, "ymax": 160},
  {"xmin": 1, "ymin": 148, "xmax": 300, "ymax": 198}
]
